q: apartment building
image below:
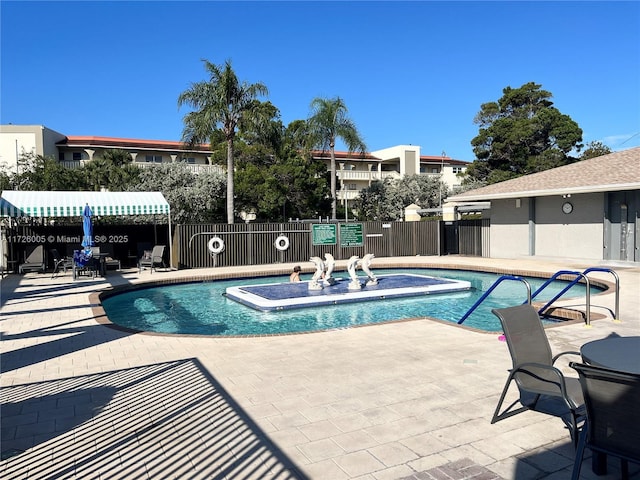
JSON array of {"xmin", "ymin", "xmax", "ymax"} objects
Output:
[{"xmin": 0, "ymin": 125, "xmax": 469, "ymax": 205}]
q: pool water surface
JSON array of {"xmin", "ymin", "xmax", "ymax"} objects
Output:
[{"xmin": 101, "ymin": 268, "xmax": 603, "ymax": 336}]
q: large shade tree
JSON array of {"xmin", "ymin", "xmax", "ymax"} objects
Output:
[
  {"xmin": 307, "ymin": 97, "xmax": 366, "ymax": 220},
  {"xmin": 178, "ymin": 59, "xmax": 268, "ymax": 223},
  {"xmin": 466, "ymin": 82, "xmax": 583, "ymax": 184}
]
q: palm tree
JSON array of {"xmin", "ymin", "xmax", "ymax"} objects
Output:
[
  {"xmin": 178, "ymin": 59, "xmax": 268, "ymax": 224},
  {"xmin": 307, "ymin": 97, "xmax": 366, "ymax": 220}
]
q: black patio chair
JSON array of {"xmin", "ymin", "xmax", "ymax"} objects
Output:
[
  {"xmin": 569, "ymin": 362, "xmax": 640, "ymax": 480},
  {"xmin": 491, "ymin": 304, "xmax": 585, "ymax": 447},
  {"xmin": 50, "ymin": 248, "xmax": 74, "ymax": 278},
  {"xmin": 97, "ymin": 244, "xmax": 121, "ymax": 271}
]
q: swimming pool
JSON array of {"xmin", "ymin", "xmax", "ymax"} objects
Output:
[{"xmin": 101, "ymin": 268, "xmax": 604, "ymax": 336}]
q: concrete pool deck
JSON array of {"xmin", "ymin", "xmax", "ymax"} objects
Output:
[{"xmin": 1, "ymin": 256, "xmax": 638, "ymax": 479}]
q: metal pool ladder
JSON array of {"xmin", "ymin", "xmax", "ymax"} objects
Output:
[{"xmin": 458, "ymin": 267, "xmax": 619, "ymax": 327}]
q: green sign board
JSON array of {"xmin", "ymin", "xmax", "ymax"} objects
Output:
[
  {"xmin": 340, "ymin": 223, "xmax": 364, "ymax": 247},
  {"xmin": 312, "ymin": 224, "xmax": 337, "ymax": 245}
]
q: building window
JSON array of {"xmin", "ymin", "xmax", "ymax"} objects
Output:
[
  {"xmin": 59, "ymin": 152, "xmax": 65, "ymax": 161},
  {"xmin": 184, "ymin": 157, "xmax": 196, "ymax": 164},
  {"xmin": 452, "ymin": 167, "xmax": 463, "ymax": 174},
  {"xmin": 145, "ymin": 155, "xmax": 163, "ymax": 163},
  {"xmin": 347, "ymin": 183, "xmax": 357, "ymax": 190},
  {"xmin": 73, "ymin": 152, "xmax": 82, "ymax": 161},
  {"xmin": 431, "ymin": 168, "xmax": 438, "ymax": 174}
]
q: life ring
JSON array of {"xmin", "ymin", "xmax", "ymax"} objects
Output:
[
  {"xmin": 274, "ymin": 235, "xmax": 290, "ymax": 251},
  {"xmin": 207, "ymin": 236, "xmax": 225, "ymax": 254}
]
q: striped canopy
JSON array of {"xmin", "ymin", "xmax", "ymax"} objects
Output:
[{"xmin": 0, "ymin": 191, "xmax": 170, "ymax": 217}]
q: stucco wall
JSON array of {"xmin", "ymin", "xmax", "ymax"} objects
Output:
[
  {"xmin": 489, "ymin": 198, "xmax": 531, "ymax": 258},
  {"xmin": 534, "ymin": 193, "xmax": 603, "ymax": 260},
  {"xmin": 489, "ymin": 193, "xmax": 605, "ymax": 260},
  {"xmin": 0, "ymin": 125, "xmax": 38, "ymax": 171}
]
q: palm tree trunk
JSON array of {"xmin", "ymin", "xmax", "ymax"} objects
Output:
[
  {"xmin": 226, "ymin": 138, "xmax": 235, "ymax": 224},
  {"xmin": 330, "ymin": 147, "xmax": 337, "ymax": 220}
]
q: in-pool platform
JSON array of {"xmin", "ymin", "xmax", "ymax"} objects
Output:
[{"xmin": 224, "ymin": 274, "xmax": 472, "ymax": 311}]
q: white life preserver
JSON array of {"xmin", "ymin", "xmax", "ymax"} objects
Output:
[
  {"xmin": 274, "ymin": 235, "xmax": 290, "ymax": 251},
  {"xmin": 207, "ymin": 236, "xmax": 225, "ymax": 254}
]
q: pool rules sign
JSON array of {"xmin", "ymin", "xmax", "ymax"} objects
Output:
[
  {"xmin": 339, "ymin": 223, "xmax": 364, "ymax": 247},
  {"xmin": 312, "ymin": 224, "xmax": 337, "ymax": 245},
  {"xmin": 312, "ymin": 223, "xmax": 364, "ymax": 247}
]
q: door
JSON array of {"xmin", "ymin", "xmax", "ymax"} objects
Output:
[{"xmin": 605, "ymin": 191, "xmax": 639, "ymax": 262}]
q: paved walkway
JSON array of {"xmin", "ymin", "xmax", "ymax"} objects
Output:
[{"xmin": 1, "ymin": 256, "xmax": 638, "ymax": 480}]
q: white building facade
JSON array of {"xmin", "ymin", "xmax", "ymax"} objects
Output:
[{"xmin": 1, "ymin": 125, "xmax": 469, "ymax": 205}]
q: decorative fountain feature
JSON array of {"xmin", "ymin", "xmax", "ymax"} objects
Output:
[
  {"xmin": 323, "ymin": 253, "xmax": 337, "ymax": 286},
  {"xmin": 224, "ymin": 253, "xmax": 472, "ymax": 312},
  {"xmin": 347, "ymin": 255, "xmax": 362, "ymax": 290},
  {"xmin": 361, "ymin": 253, "xmax": 378, "ymax": 286},
  {"xmin": 308, "ymin": 256, "xmax": 325, "ymax": 291}
]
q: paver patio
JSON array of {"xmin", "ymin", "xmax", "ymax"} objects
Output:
[{"xmin": 1, "ymin": 256, "xmax": 638, "ymax": 479}]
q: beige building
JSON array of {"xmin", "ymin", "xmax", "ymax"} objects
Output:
[{"xmin": 1, "ymin": 125, "xmax": 468, "ymax": 208}]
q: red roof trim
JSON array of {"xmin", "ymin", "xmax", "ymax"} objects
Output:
[{"xmin": 58, "ymin": 135, "xmax": 211, "ymax": 152}]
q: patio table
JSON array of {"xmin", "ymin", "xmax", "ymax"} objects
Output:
[{"xmin": 581, "ymin": 336, "xmax": 640, "ymax": 375}]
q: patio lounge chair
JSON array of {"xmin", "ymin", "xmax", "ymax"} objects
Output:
[
  {"xmin": 139, "ymin": 245, "xmax": 165, "ymax": 273},
  {"xmin": 50, "ymin": 248, "xmax": 74, "ymax": 278},
  {"xmin": 19, "ymin": 245, "xmax": 45, "ymax": 274},
  {"xmin": 569, "ymin": 362, "xmax": 640, "ymax": 480},
  {"xmin": 491, "ymin": 304, "xmax": 585, "ymax": 447}
]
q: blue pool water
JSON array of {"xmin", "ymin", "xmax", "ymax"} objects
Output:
[{"xmin": 101, "ymin": 268, "xmax": 602, "ymax": 336}]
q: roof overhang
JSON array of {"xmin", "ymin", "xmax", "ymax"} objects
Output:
[{"xmin": 446, "ymin": 182, "xmax": 640, "ymax": 202}]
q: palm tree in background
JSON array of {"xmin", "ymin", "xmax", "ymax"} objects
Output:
[
  {"xmin": 307, "ymin": 97, "xmax": 366, "ymax": 220},
  {"xmin": 178, "ymin": 59, "xmax": 268, "ymax": 224}
]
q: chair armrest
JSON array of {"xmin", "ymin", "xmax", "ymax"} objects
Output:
[
  {"xmin": 551, "ymin": 351, "xmax": 581, "ymax": 364},
  {"xmin": 512, "ymin": 361, "xmax": 569, "ymax": 394}
]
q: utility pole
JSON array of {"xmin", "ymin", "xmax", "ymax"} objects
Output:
[{"xmin": 439, "ymin": 150, "xmax": 446, "ymax": 207}]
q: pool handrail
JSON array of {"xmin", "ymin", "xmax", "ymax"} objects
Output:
[
  {"xmin": 530, "ymin": 267, "xmax": 619, "ymax": 325},
  {"xmin": 533, "ymin": 270, "xmax": 591, "ymax": 325},
  {"xmin": 582, "ymin": 267, "xmax": 619, "ymax": 320},
  {"xmin": 457, "ymin": 275, "xmax": 531, "ymax": 325}
]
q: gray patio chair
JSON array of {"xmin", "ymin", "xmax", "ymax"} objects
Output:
[
  {"xmin": 50, "ymin": 248, "xmax": 73, "ymax": 278},
  {"xmin": 138, "ymin": 245, "xmax": 166, "ymax": 273},
  {"xmin": 19, "ymin": 245, "xmax": 45, "ymax": 274},
  {"xmin": 491, "ymin": 304, "xmax": 585, "ymax": 447},
  {"xmin": 569, "ymin": 362, "xmax": 640, "ymax": 480}
]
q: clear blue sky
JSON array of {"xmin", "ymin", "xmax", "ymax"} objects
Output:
[{"xmin": 2, "ymin": 1, "xmax": 639, "ymax": 161}]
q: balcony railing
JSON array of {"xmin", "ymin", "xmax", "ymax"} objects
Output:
[
  {"xmin": 336, "ymin": 170, "xmax": 400, "ymax": 181},
  {"xmin": 59, "ymin": 160, "xmax": 224, "ymax": 175},
  {"xmin": 136, "ymin": 163, "xmax": 224, "ymax": 175},
  {"xmin": 337, "ymin": 190, "xmax": 361, "ymax": 200}
]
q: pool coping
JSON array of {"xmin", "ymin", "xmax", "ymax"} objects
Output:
[{"xmin": 90, "ymin": 261, "xmax": 615, "ymax": 338}]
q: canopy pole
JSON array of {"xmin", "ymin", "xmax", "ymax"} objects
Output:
[{"xmin": 168, "ymin": 211, "xmax": 173, "ymax": 270}]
